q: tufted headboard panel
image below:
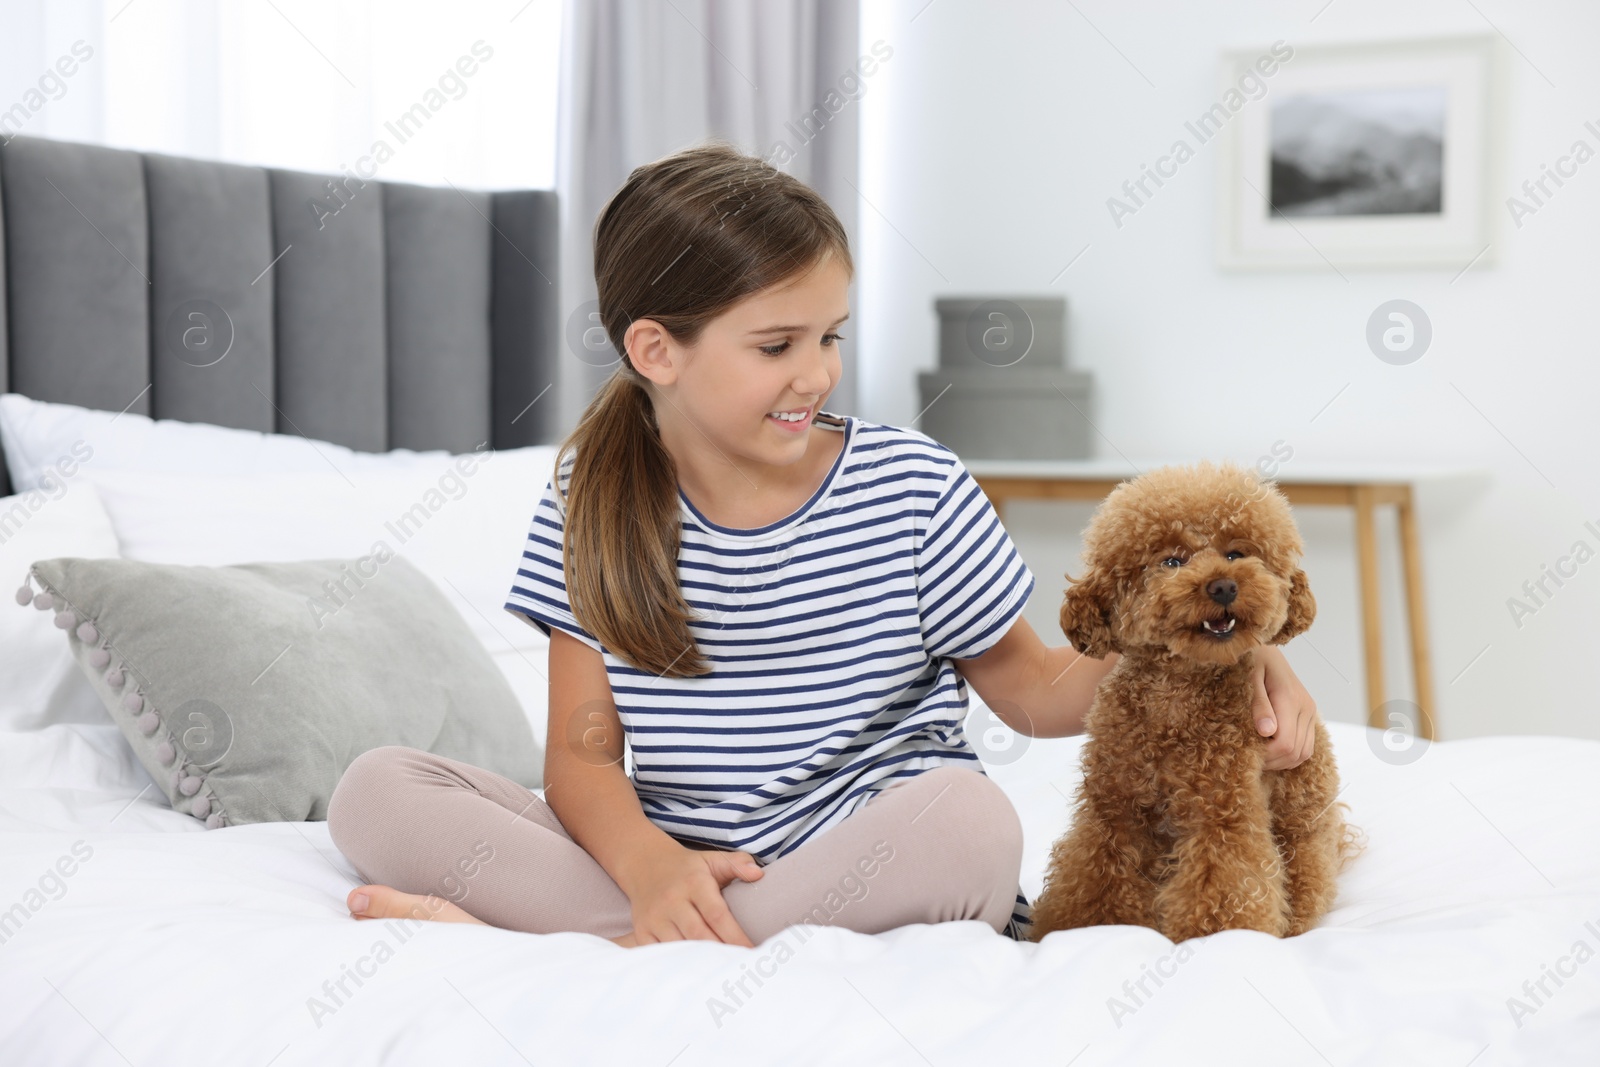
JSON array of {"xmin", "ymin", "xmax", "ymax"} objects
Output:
[{"xmin": 0, "ymin": 134, "xmax": 560, "ymax": 496}]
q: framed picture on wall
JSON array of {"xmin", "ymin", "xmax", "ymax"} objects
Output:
[{"xmin": 1214, "ymin": 35, "xmax": 1502, "ymax": 270}]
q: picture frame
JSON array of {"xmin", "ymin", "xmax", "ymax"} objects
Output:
[{"xmin": 1215, "ymin": 35, "xmax": 1503, "ymax": 271}]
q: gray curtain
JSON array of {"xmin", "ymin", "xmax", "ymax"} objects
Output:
[{"xmin": 554, "ymin": 0, "xmax": 862, "ymax": 436}]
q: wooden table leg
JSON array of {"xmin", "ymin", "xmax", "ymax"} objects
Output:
[
  {"xmin": 1397, "ymin": 487, "xmax": 1438, "ymax": 741},
  {"xmin": 1353, "ymin": 486, "xmax": 1386, "ymax": 729}
]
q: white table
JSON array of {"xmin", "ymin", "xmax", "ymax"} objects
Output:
[{"xmin": 964, "ymin": 458, "xmax": 1483, "ymax": 740}]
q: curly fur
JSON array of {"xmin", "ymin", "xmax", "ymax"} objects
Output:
[{"xmin": 1028, "ymin": 461, "xmax": 1364, "ymax": 943}]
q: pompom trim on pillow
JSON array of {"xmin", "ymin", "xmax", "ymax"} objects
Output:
[{"xmin": 17, "ymin": 568, "xmax": 229, "ymax": 829}]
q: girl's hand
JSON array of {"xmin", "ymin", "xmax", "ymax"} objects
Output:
[
  {"xmin": 1251, "ymin": 645, "xmax": 1319, "ymax": 771},
  {"xmin": 621, "ymin": 840, "xmax": 765, "ymax": 947}
]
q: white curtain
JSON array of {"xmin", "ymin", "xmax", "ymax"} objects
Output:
[
  {"xmin": 0, "ymin": 0, "xmax": 563, "ymax": 190},
  {"xmin": 555, "ymin": 0, "xmax": 863, "ymax": 433}
]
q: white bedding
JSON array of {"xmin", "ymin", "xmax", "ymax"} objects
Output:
[{"xmin": 1, "ymin": 716, "xmax": 1596, "ymax": 1065}]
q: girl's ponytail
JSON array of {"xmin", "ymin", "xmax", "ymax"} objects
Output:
[
  {"xmin": 553, "ymin": 140, "xmax": 852, "ymax": 679},
  {"xmin": 555, "ymin": 362, "xmax": 709, "ymax": 677}
]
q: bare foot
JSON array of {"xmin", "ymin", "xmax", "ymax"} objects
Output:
[
  {"xmin": 347, "ymin": 884, "xmax": 487, "ymax": 926},
  {"xmin": 348, "ymin": 885, "xmax": 640, "ymax": 947}
]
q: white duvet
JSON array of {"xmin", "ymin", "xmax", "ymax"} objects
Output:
[{"xmin": 1, "ymin": 717, "xmax": 1596, "ymax": 1066}]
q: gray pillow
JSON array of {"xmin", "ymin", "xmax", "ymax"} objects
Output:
[{"xmin": 19, "ymin": 554, "xmax": 543, "ymax": 827}]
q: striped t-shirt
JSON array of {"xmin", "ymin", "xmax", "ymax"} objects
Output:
[{"xmin": 504, "ymin": 411, "xmax": 1038, "ymax": 940}]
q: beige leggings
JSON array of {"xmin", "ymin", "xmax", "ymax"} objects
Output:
[{"xmin": 326, "ymin": 747, "xmax": 1024, "ymax": 944}]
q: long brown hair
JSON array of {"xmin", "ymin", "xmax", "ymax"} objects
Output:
[{"xmin": 554, "ymin": 140, "xmax": 853, "ymax": 678}]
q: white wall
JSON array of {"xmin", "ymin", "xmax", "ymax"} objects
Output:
[{"xmin": 859, "ymin": 0, "xmax": 1600, "ymax": 741}]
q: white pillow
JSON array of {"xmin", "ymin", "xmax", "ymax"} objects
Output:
[
  {"xmin": 78, "ymin": 452, "xmax": 557, "ymax": 740},
  {"xmin": 1, "ymin": 392, "xmax": 560, "ymax": 743},
  {"xmin": 0, "ymin": 479, "xmax": 122, "ymax": 730},
  {"xmin": 0, "ymin": 392, "xmax": 463, "ymax": 491}
]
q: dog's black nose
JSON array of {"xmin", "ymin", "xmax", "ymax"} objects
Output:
[{"xmin": 1206, "ymin": 577, "xmax": 1237, "ymax": 605}]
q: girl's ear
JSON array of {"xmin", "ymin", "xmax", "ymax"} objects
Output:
[
  {"xmin": 1061, "ymin": 569, "xmax": 1119, "ymax": 659},
  {"xmin": 1270, "ymin": 567, "xmax": 1316, "ymax": 645}
]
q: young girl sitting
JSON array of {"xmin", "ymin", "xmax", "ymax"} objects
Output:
[{"xmin": 326, "ymin": 141, "xmax": 1319, "ymax": 948}]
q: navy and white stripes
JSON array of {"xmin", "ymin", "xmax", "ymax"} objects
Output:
[{"xmin": 505, "ymin": 412, "xmax": 1038, "ymax": 939}]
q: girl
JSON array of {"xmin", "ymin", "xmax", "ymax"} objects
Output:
[{"xmin": 326, "ymin": 141, "xmax": 1320, "ymax": 948}]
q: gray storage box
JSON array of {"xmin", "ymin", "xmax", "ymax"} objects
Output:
[
  {"xmin": 934, "ymin": 295, "xmax": 1069, "ymax": 371},
  {"xmin": 917, "ymin": 295, "xmax": 1095, "ymax": 460}
]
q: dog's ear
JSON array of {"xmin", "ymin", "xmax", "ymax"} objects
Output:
[
  {"xmin": 1269, "ymin": 567, "xmax": 1316, "ymax": 644},
  {"xmin": 1061, "ymin": 568, "xmax": 1120, "ymax": 658}
]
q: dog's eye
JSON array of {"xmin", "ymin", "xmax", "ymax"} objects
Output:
[
  {"xmin": 1160, "ymin": 556, "xmax": 1184, "ymax": 568},
  {"xmin": 1225, "ymin": 550, "xmax": 1246, "ymax": 561}
]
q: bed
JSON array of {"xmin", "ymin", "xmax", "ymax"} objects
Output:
[{"xmin": 1, "ymin": 134, "xmax": 1597, "ymax": 1065}]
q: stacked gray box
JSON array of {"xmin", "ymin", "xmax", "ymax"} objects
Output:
[{"xmin": 918, "ymin": 295, "xmax": 1094, "ymax": 460}]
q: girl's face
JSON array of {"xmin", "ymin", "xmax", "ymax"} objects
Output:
[{"xmin": 632, "ymin": 251, "xmax": 850, "ymax": 478}]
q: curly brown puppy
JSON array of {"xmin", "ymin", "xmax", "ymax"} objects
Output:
[{"xmin": 1028, "ymin": 460, "xmax": 1362, "ymax": 943}]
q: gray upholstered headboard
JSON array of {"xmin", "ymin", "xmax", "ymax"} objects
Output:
[{"xmin": 0, "ymin": 134, "xmax": 560, "ymax": 497}]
